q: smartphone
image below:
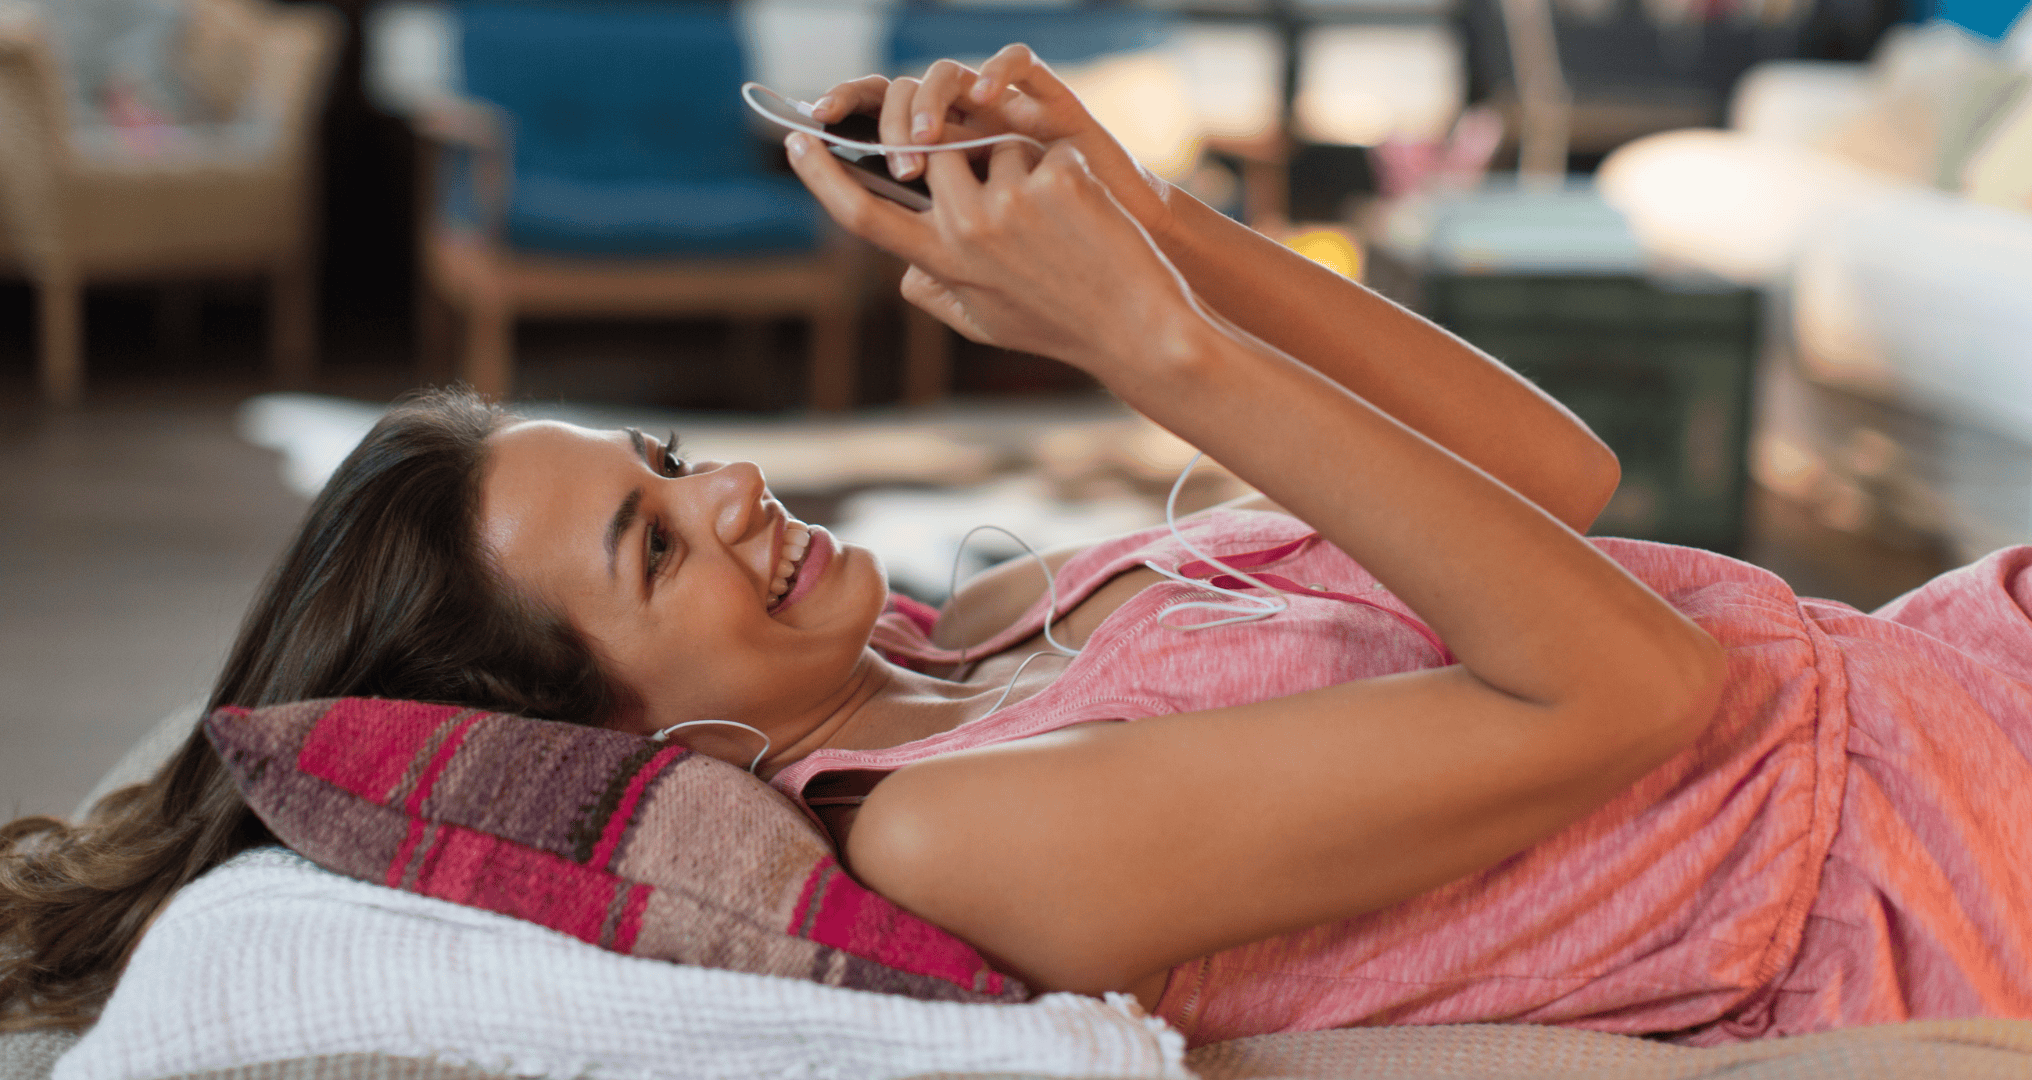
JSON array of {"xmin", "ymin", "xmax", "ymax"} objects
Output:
[{"xmin": 822, "ymin": 113, "xmax": 934, "ymax": 211}]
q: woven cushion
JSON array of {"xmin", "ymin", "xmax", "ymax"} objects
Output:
[{"xmin": 204, "ymin": 697, "xmax": 1024, "ymax": 1003}]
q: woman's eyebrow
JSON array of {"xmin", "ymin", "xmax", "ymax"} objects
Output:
[
  {"xmin": 604, "ymin": 429, "xmax": 656, "ymax": 579},
  {"xmin": 605, "ymin": 489, "xmax": 642, "ymax": 580}
]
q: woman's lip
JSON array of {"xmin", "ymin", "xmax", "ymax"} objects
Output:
[{"xmin": 769, "ymin": 526, "xmax": 832, "ymax": 615}]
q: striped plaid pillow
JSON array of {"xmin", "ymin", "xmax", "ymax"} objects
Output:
[{"xmin": 205, "ymin": 697, "xmax": 1025, "ymax": 1003}]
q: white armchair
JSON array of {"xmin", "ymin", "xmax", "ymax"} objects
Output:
[{"xmin": 1597, "ymin": 18, "xmax": 2032, "ymax": 560}]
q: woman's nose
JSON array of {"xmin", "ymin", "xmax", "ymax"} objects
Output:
[{"xmin": 686, "ymin": 460, "xmax": 769, "ymax": 542}]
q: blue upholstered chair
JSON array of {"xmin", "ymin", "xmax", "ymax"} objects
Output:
[{"xmin": 416, "ymin": 0, "xmax": 863, "ymax": 408}]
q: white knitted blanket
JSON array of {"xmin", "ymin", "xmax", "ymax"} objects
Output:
[{"xmin": 53, "ymin": 848, "xmax": 1189, "ymax": 1080}]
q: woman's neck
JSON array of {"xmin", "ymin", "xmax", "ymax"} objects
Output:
[{"xmin": 758, "ymin": 647, "xmax": 1060, "ymax": 778}]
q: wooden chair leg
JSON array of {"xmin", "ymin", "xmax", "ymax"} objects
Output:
[
  {"xmin": 902, "ymin": 305, "xmax": 949, "ymax": 408},
  {"xmin": 37, "ymin": 275, "xmax": 83, "ymax": 407},
  {"xmin": 808, "ymin": 305, "xmax": 857, "ymax": 412},
  {"xmin": 269, "ymin": 261, "xmax": 317, "ymax": 387},
  {"xmin": 461, "ymin": 297, "xmax": 514, "ymax": 399}
]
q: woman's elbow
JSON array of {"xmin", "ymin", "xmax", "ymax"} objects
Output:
[
  {"xmin": 1629, "ymin": 623, "xmax": 1727, "ymax": 765},
  {"xmin": 1563, "ymin": 440, "xmax": 1622, "ymax": 533}
]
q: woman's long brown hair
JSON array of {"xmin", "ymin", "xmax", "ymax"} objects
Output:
[{"xmin": 0, "ymin": 389, "xmax": 618, "ymax": 1030}]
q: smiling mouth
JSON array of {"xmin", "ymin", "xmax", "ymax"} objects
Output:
[{"xmin": 767, "ymin": 519, "xmax": 812, "ymax": 602}]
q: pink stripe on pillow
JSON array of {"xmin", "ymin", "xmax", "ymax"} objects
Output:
[
  {"xmin": 798, "ymin": 858, "xmax": 1008, "ymax": 995},
  {"xmin": 387, "ymin": 817, "xmax": 429, "ymax": 889},
  {"xmin": 300, "ymin": 699, "xmax": 464, "ymax": 803},
  {"xmin": 415, "ymin": 824, "xmax": 627, "ymax": 946},
  {"xmin": 588, "ymin": 745, "xmax": 689, "ymax": 872}
]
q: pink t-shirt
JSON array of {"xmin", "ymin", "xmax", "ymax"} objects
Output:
[{"xmin": 769, "ymin": 509, "xmax": 2032, "ymax": 1046}]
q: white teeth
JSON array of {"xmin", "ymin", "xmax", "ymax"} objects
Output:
[{"xmin": 768, "ymin": 520, "xmax": 812, "ymax": 604}]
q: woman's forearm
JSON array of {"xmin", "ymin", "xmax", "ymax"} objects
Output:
[
  {"xmin": 1146, "ymin": 191, "xmax": 1620, "ymax": 533},
  {"xmin": 1102, "ymin": 302, "xmax": 1714, "ymax": 716}
]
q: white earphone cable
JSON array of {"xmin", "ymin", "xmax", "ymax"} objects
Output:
[
  {"xmin": 650, "ymin": 719, "xmax": 772, "ymax": 775},
  {"xmin": 1138, "ymin": 452, "xmax": 1290, "ymax": 630},
  {"xmin": 742, "ymin": 82, "xmax": 1047, "ymax": 156}
]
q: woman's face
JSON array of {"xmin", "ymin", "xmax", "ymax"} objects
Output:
[{"xmin": 477, "ymin": 420, "xmax": 888, "ymax": 754}]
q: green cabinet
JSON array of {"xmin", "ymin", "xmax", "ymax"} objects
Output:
[{"xmin": 1427, "ymin": 274, "xmax": 1759, "ymax": 552}]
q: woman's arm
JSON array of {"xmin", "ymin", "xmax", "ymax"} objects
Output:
[
  {"xmin": 817, "ymin": 52, "xmax": 1618, "ymax": 533},
  {"xmin": 782, "ymin": 127, "xmax": 1724, "ymax": 997}
]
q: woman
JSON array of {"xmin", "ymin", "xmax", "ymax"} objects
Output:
[{"xmin": 5, "ymin": 48, "xmax": 2028, "ymax": 1048}]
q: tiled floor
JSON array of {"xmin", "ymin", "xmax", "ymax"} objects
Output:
[
  {"xmin": 0, "ymin": 380, "xmax": 309, "ymax": 819},
  {"xmin": 0, "ymin": 349, "xmax": 1958, "ymax": 821}
]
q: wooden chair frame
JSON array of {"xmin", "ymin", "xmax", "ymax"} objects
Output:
[{"xmin": 412, "ymin": 94, "xmax": 866, "ymax": 410}]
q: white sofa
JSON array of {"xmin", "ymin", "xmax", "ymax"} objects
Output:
[{"xmin": 1599, "ymin": 17, "xmax": 2032, "ymax": 562}]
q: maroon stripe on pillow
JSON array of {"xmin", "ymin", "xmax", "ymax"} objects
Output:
[
  {"xmin": 299, "ymin": 699, "xmax": 466, "ymax": 804},
  {"xmin": 387, "ymin": 817, "xmax": 430, "ymax": 889},
  {"xmin": 789, "ymin": 856, "xmax": 837, "ymax": 939},
  {"xmin": 607, "ymin": 883, "xmax": 653, "ymax": 952},
  {"xmin": 794, "ymin": 856, "xmax": 1009, "ymax": 996},
  {"xmin": 409, "ymin": 822, "xmax": 637, "ymax": 946},
  {"xmin": 587, "ymin": 745, "xmax": 689, "ymax": 871}
]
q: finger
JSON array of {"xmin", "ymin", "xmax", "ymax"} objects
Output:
[
  {"xmin": 881, "ymin": 77, "xmax": 922, "ymax": 180},
  {"xmin": 911, "ymin": 59, "xmax": 979, "ymax": 146},
  {"xmin": 922, "ymin": 146, "xmax": 985, "ymax": 213},
  {"xmin": 969, "ymin": 43, "xmax": 1032, "ymax": 105},
  {"xmin": 901, "ymin": 265, "xmax": 991, "ymax": 345},
  {"xmin": 784, "ymin": 132, "xmax": 942, "ymax": 266},
  {"xmin": 984, "ymin": 132, "xmax": 1042, "ymax": 187},
  {"xmin": 978, "ymin": 43, "xmax": 1080, "ymax": 120},
  {"xmin": 811, "ymin": 74, "xmax": 890, "ymax": 123},
  {"xmin": 1031, "ymin": 142, "xmax": 1105, "ymax": 205}
]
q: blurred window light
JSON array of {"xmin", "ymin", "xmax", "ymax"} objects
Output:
[
  {"xmin": 365, "ymin": 1, "xmax": 459, "ymax": 115},
  {"xmin": 1294, "ymin": 24, "xmax": 1464, "ymax": 146},
  {"xmin": 886, "ymin": 6, "xmax": 1202, "ymax": 177},
  {"xmin": 738, "ymin": 0, "xmax": 888, "ymax": 105},
  {"xmin": 1174, "ymin": 23, "xmax": 1282, "ymax": 141},
  {"xmin": 1062, "ymin": 51, "xmax": 1203, "ymax": 178},
  {"xmin": 1294, "ymin": 0, "xmax": 1457, "ymax": 12}
]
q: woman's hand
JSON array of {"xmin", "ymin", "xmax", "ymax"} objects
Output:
[
  {"xmin": 784, "ymin": 129, "xmax": 1203, "ymax": 382},
  {"xmin": 809, "ymin": 46, "xmax": 1174, "ymax": 238}
]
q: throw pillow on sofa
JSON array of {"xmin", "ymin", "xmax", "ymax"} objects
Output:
[
  {"xmin": 204, "ymin": 696, "xmax": 1026, "ymax": 1004},
  {"xmin": 1965, "ymin": 83, "xmax": 2032, "ymax": 209}
]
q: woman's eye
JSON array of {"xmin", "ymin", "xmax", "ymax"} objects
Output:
[
  {"xmin": 661, "ymin": 431, "xmax": 685, "ymax": 477},
  {"xmin": 646, "ymin": 522, "xmax": 671, "ymax": 578}
]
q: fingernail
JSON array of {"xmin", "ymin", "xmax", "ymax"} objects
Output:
[
  {"xmin": 812, "ymin": 95, "xmax": 834, "ymax": 118},
  {"xmin": 912, "ymin": 113, "xmax": 933, "ymax": 138},
  {"xmin": 971, "ymin": 81, "xmax": 996, "ymax": 104},
  {"xmin": 900, "ymin": 153, "xmax": 922, "ymax": 178},
  {"xmin": 786, "ymin": 133, "xmax": 809, "ymax": 157}
]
